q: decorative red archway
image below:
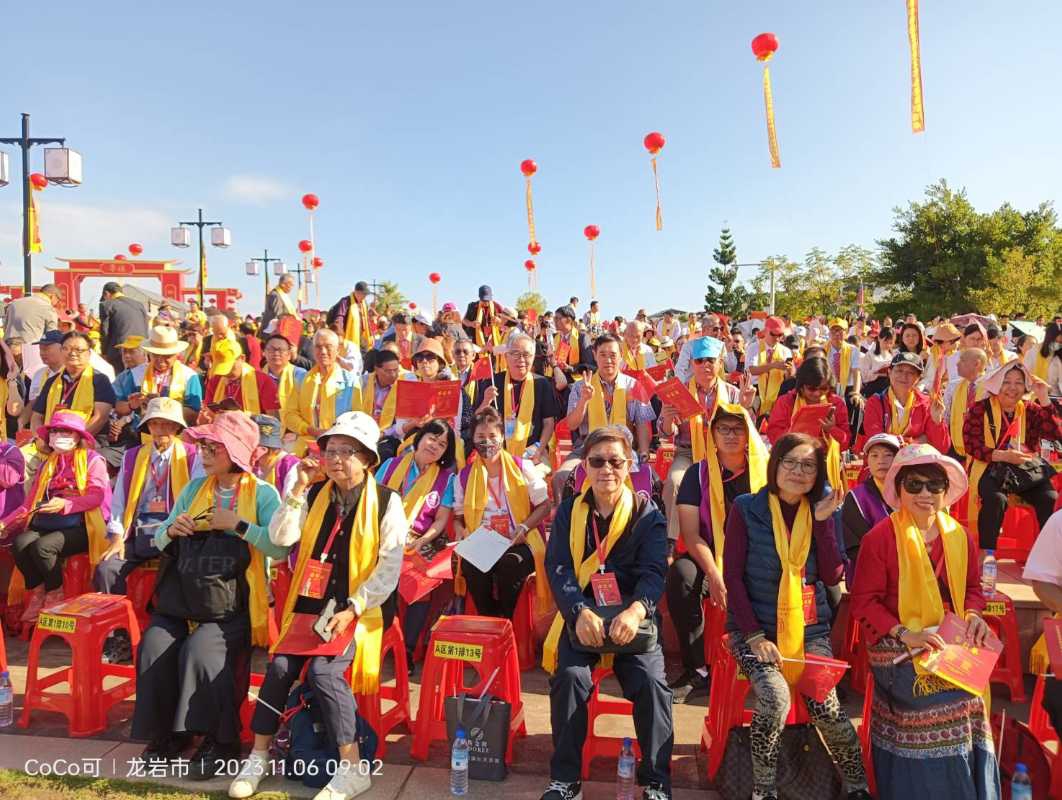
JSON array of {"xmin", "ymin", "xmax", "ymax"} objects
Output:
[{"xmin": 0, "ymin": 258, "xmax": 243, "ymax": 311}]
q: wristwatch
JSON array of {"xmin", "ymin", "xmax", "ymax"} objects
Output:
[{"xmin": 235, "ymin": 519, "xmax": 250, "ymax": 536}]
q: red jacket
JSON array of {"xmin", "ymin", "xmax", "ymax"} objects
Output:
[
  {"xmin": 766, "ymin": 390, "xmax": 850, "ymax": 450},
  {"xmin": 204, "ymin": 367, "xmax": 280, "ymax": 415},
  {"xmin": 862, "ymin": 388, "xmax": 949, "ymax": 452}
]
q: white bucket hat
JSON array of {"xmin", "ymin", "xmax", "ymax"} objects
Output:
[
  {"xmin": 142, "ymin": 325, "xmax": 190, "ymax": 356},
  {"xmin": 138, "ymin": 396, "xmax": 187, "ymax": 431},
  {"xmin": 317, "ymin": 411, "xmax": 381, "ymax": 465}
]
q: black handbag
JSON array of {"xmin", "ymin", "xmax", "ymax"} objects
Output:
[
  {"xmin": 716, "ymin": 723, "xmax": 844, "ymax": 800},
  {"xmin": 984, "ymin": 404, "xmax": 1054, "ymax": 494},
  {"xmin": 444, "ymin": 693, "xmax": 511, "ymax": 782},
  {"xmin": 567, "ymin": 600, "xmax": 658, "ymax": 655},
  {"xmin": 130, "ymin": 518, "xmax": 165, "ymax": 560},
  {"xmin": 152, "ymin": 531, "xmax": 251, "ymax": 621}
]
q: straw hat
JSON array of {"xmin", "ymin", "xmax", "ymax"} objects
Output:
[{"xmin": 142, "ymin": 325, "xmax": 190, "ymax": 356}]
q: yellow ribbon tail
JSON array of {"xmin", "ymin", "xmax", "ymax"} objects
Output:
[
  {"xmin": 1030, "ymin": 632, "xmax": 1050, "ymax": 675},
  {"xmin": 650, "ymin": 157, "xmax": 663, "ymax": 230},
  {"xmin": 349, "ymin": 606, "xmax": 384, "ymax": 693},
  {"xmin": 525, "ymin": 176, "xmax": 536, "ymax": 245},
  {"xmin": 907, "ymin": 0, "xmax": 925, "ymax": 133},
  {"xmin": 527, "ymin": 530, "xmax": 553, "ymax": 617},
  {"xmin": 542, "ymin": 613, "xmax": 566, "ymax": 674},
  {"xmin": 7, "ymin": 570, "xmax": 25, "ymax": 606},
  {"xmin": 763, "ymin": 64, "xmax": 781, "ymax": 168}
]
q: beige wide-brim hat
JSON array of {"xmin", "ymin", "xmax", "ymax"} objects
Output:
[
  {"xmin": 142, "ymin": 325, "xmax": 189, "ymax": 356},
  {"xmin": 138, "ymin": 396, "xmax": 187, "ymax": 431},
  {"xmin": 883, "ymin": 443, "xmax": 969, "ymax": 508}
]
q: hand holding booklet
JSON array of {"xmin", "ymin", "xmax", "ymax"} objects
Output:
[{"xmin": 455, "ymin": 527, "xmax": 513, "ymax": 573}]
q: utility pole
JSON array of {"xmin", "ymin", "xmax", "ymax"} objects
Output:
[{"xmin": 0, "ymin": 113, "xmax": 68, "ymax": 293}]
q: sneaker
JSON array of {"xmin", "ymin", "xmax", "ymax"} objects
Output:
[
  {"xmin": 228, "ymin": 750, "xmax": 270, "ymax": 798},
  {"xmin": 540, "ymin": 780, "xmax": 582, "ymax": 800},
  {"xmin": 643, "ymin": 785, "xmax": 669, "ymax": 800},
  {"xmin": 311, "ymin": 760, "xmax": 371, "ymax": 800},
  {"xmin": 670, "ymin": 670, "xmax": 709, "ymax": 704}
]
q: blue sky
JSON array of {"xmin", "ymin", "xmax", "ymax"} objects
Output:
[{"xmin": 2, "ymin": 1, "xmax": 1059, "ymax": 317}]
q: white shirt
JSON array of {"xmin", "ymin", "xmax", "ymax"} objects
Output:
[
  {"xmin": 860, "ymin": 348, "xmax": 893, "ymax": 382},
  {"xmin": 655, "ymin": 319, "xmax": 680, "ymax": 341},
  {"xmin": 453, "ymin": 460, "xmax": 549, "ymax": 532},
  {"xmin": 1023, "ymin": 509, "xmax": 1062, "ymax": 585},
  {"xmin": 91, "ymin": 351, "xmax": 116, "ymax": 381},
  {"xmin": 28, "ymin": 365, "xmax": 62, "ymax": 404}
]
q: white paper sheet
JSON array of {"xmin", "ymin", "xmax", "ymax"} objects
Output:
[{"xmin": 454, "ymin": 527, "xmax": 512, "ymax": 573}]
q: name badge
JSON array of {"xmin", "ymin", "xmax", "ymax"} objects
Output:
[
  {"xmin": 147, "ymin": 497, "xmax": 167, "ymax": 514},
  {"xmin": 488, "ymin": 514, "xmax": 511, "ymax": 538},
  {"xmin": 590, "ymin": 572, "xmax": 623, "ymax": 607},
  {"xmin": 299, "ymin": 559, "xmax": 334, "ymax": 600},
  {"xmin": 504, "ymin": 416, "xmax": 516, "ymax": 442},
  {"xmin": 802, "ymin": 585, "xmax": 818, "ymax": 625}
]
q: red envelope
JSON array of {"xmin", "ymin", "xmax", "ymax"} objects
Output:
[
  {"xmin": 646, "ymin": 360, "xmax": 673, "ymax": 381},
  {"xmin": 395, "ymin": 380, "xmax": 461, "ymax": 419},
  {"xmin": 793, "ymin": 654, "xmax": 850, "ymax": 702},
  {"xmin": 1043, "ymin": 618, "xmax": 1062, "ymax": 676},
  {"xmin": 398, "ymin": 567, "xmax": 442, "ymax": 605},
  {"xmin": 789, "ymin": 404, "xmax": 833, "ymax": 438},
  {"xmin": 622, "ymin": 369, "xmax": 659, "ymax": 400},
  {"xmin": 655, "ymin": 377, "xmax": 704, "ymax": 421}
]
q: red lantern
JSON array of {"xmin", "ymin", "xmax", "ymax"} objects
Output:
[
  {"xmin": 408, "ymin": 302, "xmax": 417, "ymax": 310},
  {"xmin": 751, "ymin": 33, "xmax": 782, "ymax": 168},
  {"xmin": 301, "ymin": 193, "xmax": 320, "ymax": 211},
  {"xmin": 312, "ymin": 257, "xmax": 324, "ymax": 268},
  {"xmin": 519, "ymin": 159, "xmax": 537, "ymax": 177},
  {"xmin": 29, "ymin": 172, "xmax": 47, "ymax": 190},
  {"xmin": 114, "ymin": 254, "xmax": 127, "ymax": 261},
  {"xmin": 528, "ymin": 241, "xmax": 541, "ymax": 255},
  {"xmin": 751, "ymin": 33, "xmax": 779, "ymax": 61},
  {"xmin": 298, "ymin": 239, "xmax": 313, "ymax": 253},
  {"xmin": 583, "ymin": 225, "xmax": 600, "ymax": 241},
  {"xmin": 128, "ymin": 242, "xmax": 143, "ymax": 256},
  {"xmin": 428, "ymin": 272, "xmax": 441, "ymax": 284},
  {"xmin": 643, "ymin": 132, "xmax": 666, "ymax": 155},
  {"xmin": 524, "ymin": 259, "xmax": 536, "ymax": 272}
]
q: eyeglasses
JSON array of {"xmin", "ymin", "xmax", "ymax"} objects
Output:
[
  {"xmin": 198, "ymin": 442, "xmax": 222, "ymax": 456},
  {"xmin": 323, "ymin": 446, "xmax": 360, "ymax": 461},
  {"xmin": 780, "ymin": 457, "xmax": 818, "ymax": 476},
  {"xmin": 508, "ymin": 351, "xmax": 533, "ymax": 362},
  {"xmin": 586, "ymin": 456, "xmax": 630, "ymax": 471},
  {"xmin": 264, "ymin": 345, "xmax": 290, "ymax": 354},
  {"xmin": 692, "ymin": 357, "xmax": 716, "ymax": 365},
  {"xmin": 714, "ymin": 425, "xmax": 746, "ymax": 437},
  {"xmin": 902, "ymin": 476, "xmax": 948, "ymax": 495},
  {"xmin": 705, "ymin": 325, "xmax": 721, "ymax": 332},
  {"xmin": 64, "ymin": 347, "xmax": 89, "ymax": 355}
]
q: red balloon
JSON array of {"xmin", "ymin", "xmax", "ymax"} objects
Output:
[
  {"xmin": 298, "ymin": 239, "xmax": 313, "ymax": 253},
  {"xmin": 114, "ymin": 254, "xmax": 127, "ymax": 261},
  {"xmin": 128, "ymin": 243, "xmax": 143, "ymax": 256},
  {"xmin": 643, "ymin": 132, "xmax": 666, "ymax": 155},
  {"xmin": 409, "ymin": 301, "xmax": 417, "ymax": 310},
  {"xmin": 524, "ymin": 259, "xmax": 536, "ymax": 272},
  {"xmin": 29, "ymin": 172, "xmax": 47, "ymax": 190},
  {"xmin": 751, "ymin": 33, "xmax": 779, "ymax": 61},
  {"xmin": 520, "ymin": 159, "xmax": 537, "ymax": 177},
  {"xmin": 527, "ymin": 242, "xmax": 541, "ymax": 255},
  {"xmin": 312, "ymin": 257, "xmax": 324, "ymax": 268},
  {"xmin": 584, "ymin": 225, "xmax": 600, "ymax": 241},
  {"xmin": 301, "ymin": 193, "xmax": 320, "ymax": 211},
  {"xmin": 428, "ymin": 272, "xmax": 442, "ymax": 284}
]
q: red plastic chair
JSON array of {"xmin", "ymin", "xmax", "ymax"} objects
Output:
[
  {"xmin": 124, "ymin": 563, "xmax": 158, "ymax": 632},
  {"xmin": 858, "ymin": 672, "xmax": 877, "ymax": 797},
  {"xmin": 581, "ymin": 667, "xmax": 641, "ymax": 780},
  {"xmin": 995, "ymin": 503, "xmax": 1040, "ymax": 564},
  {"xmin": 410, "ymin": 615, "xmax": 526, "ymax": 763},
  {"xmin": 352, "ymin": 621, "xmax": 411, "ymax": 757},
  {"xmin": 61, "ymin": 553, "xmax": 92, "ymax": 598},
  {"xmin": 19, "ymin": 592, "xmax": 140, "ymax": 736},
  {"xmin": 983, "ymin": 592, "xmax": 1026, "ymax": 702},
  {"xmin": 511, "ymin": 575, "xmax": 541, "ymax": 671}
]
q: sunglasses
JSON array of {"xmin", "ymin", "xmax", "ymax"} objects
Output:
[
  {"xmin": 586, "ymin": 456, "xmax": 630, "ymax": 470},
  {"xmin": 902, "ymin": 476, "xmax": 948, "ymax": 495},
  {"xmin": 692, "ymin": 356, "xmax": 716, "ymax": 365}
]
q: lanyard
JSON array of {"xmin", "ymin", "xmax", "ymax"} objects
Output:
[
  {"xmin": 60, "ymin": 373, "xmax": 81, "ymax": 406},
  {"xmin": 509, "ymin": 379, "xmax": 523, "ymax": 417},
  {"xmin": 486, "ymin": 474, "xmax": 506, "ymax": 512},
  {"xmin": 149, "ymin": 456, "xmax": 168, "ymax": 499},
  {"xmin": 591, "ymin": 514, "xmax": 609, "ymax": 573},
  {"xmin": 317, "ymin": 510, "xmax": 345, "ymax": 564}
]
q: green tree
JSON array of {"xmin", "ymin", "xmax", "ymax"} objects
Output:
[
  {"xmin": 515, "ymin": 291, "xmax": 547, "ymax": 315},
  {"xmin": 372, "ymin": 281, "xmax": 407, "ymax": 318},
  {"xmin": 704, "ymin": 227, "xmax": 750, "ymax": 317}
]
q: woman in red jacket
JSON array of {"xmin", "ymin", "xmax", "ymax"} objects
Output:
[{"xmin": 861, "ymin": 352, "xmax": 949, "ymax": 452}]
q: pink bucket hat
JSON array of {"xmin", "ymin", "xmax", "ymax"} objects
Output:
[
  {"xmin": 882, "ymin": 443, "xmax": 968, "ymax": 508},
  {"xmin": 36, "ymin": 409, "xmax": 96, "ymax": 449},
  {"xmin": 183, "ymin": 411, "xmax": 260, "ymax": 472},
  {"xmin": 978, "ymin": 361, "xmax": 1032, "ymax": 397}
]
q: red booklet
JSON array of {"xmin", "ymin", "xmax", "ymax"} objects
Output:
[
  {"xmin": 791, "ymin": 654, "xmax": 850, "ymax": 702},
  {"xmin": 395, "ymin": 380, "xmax": 461, "ymax": 419},
  {"xmin": 622, "ymin": 369, "xmax": 659, "ymax": 401},
  {"xmin": 789, "ymin": 404, "xmax": 833, "ymax": 437},
  {"xmin": 1043, "ymin": 618, "xmax": 1062, "ymax": 676},
  {"xmin": 917, "ymin": 611, "xmax": 1003, "ymax": 695},
  {"xmin": 655, "ymin": 377, "xmax": 703, "ymax": 421},
  {"xmin": 646, "ymin": 360, "xmax": 673, "ymax": 381},
  {"xmin": 398, "ymin": 547, "xmax": 454, "ymax": 604}
]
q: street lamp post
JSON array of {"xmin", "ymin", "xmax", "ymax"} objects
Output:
[
  {"xmin": 245, "ymin": 249, "xmax": 284, "ymax": 309},
  {"xmin": 171, "ymin": 208, "xmax": 229, "ymax": 308},
  {"xmin": 0, "ymin": 113, "xmax": 81, "ymax": 293}
]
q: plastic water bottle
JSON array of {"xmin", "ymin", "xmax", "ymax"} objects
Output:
[
  {"xmin": 0, "ymin": 671, "xmax": 13, "ymax": 728},
  {"xmin": 982, "ymin": 551, "xmax": 997, "ymax": 599},
  {"xmin": 450, "ymin": 725, "xmax": 469, "ymax": 796},
  {"xmin": 616, "ymin": 736, "xmax": 636, "ymax": 800},
  {"xmin": 1011, "ymin": 762, "xmax": 1033, "ymax": 800}
]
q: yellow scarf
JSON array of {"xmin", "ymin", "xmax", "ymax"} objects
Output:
[
  {"xmin": 274, "ymin": 477, "xmax": 384, "ymax": 693},
  {"xmin": 186, "ymin": 474, "xmax": 270, "ymax": 646},
  {"xmin": 621, "ymin": 342, "xmax": 645, "ymax": 371},
  {"xmin": 343, "ymin": 295, "xmax": 373, "ymax": 348},
  {"xmin": 703, "ymin": 403, "xmax": 768, "ymax": 568},
  {"xmin": 688, "ymin": 378, "xmax": 721, "ymax": 463},
  {"xmin": 554, "ymin": 332, "xmax": 581, "ymax": 367},
  {"xmin": 274, "ymin": 287, "xmax": 297, "ymax": 316},
  {"xmin": 967, "ymin": 397, "xmax": 1025, "ymax": 524},
  {"xmin": 949, "ymin": 379, "xmax": 985, "ymax": 458},
  {"xmin": 0, "ymin": 379, "xmax": 7, "ymax": 436},
  {"xmin": 1032, "ymin": 350, "xmax": 1051, "ymax": 382},
  {"xmin": 383, "ymin": 453, "xmax": 440, "ymax": 523},
  {"xmin": 542, "ymin": 486, "xmax": 635, "ymax": 673},
  {"xmin": 768, "ymin": 492, "xmax": 813, "ymax": 676},
  {"xmin": 45, "ymin": 368, "xmax": 95, "ymax": 422},
  {"xmin": 587, "ymin": 373, "xmax": 627, "ymax": 431},
  {"xmin": 756, "ymin": 346, "xmax": 785, "ymax": 415},
  {"xmin": 361, "ymin": 374, "xmax": 396, "ymax": 429},
  {"xmin": 292, "ymin": 365, "xmax": 349, "ymax": 455},
  {"xmin": 122, "ymin": 443, "xmax": 190, "ymax": 534},
  {"xmin": 275, "ymin": 363, "xmax": 298, "ymax": 418},
  {"xmin": 143, "ymin": 362, "xmax": 187, "ymax": 402},
  {"xmin": 7, "ymin": 449, "xmax": 108, "ymax": 603},
  {"xmin": 832, "ymin": 343, "xmax": 854, "ymax": 390},
  {"xmin": 792, "ymin": 394, "xmax": 845, "ymax": 491},
  {"xmin": 886, "ymin": 388, "xmax": 916, "ymax": 436},
  {"xmin": 463, "ymin": 451, "xmax": 549, "ymax": 613},
  {"xmin": 474, "ymin": 305, "xmax": 500, "ymax": 350},
  {"xmin": 213, "ymin": 363, "xmax": 261, "ymax": 414},
  {"xmin": 504, "ymin": 374, "xmax": 536, "ymax": 456}
]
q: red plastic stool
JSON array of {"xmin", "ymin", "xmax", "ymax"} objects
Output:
[
  {"xmin": 411, "ymin": 615, "xmax": 526, "ymax": 763},
  {"xmin": 19, "ymin": 592, "xmax": 140, "ymax": 736},
  {"xmin": 700, "ymin": 635, "xmax": 808, "ymax": 780},
  {"xmin": 352, "ymin": 622, "xmax": 411, "ymax": 757},
  {"xmin": 1029, "ymin": 673, "xmax": 1057, "ymax": 745},
  {"xmin": 983, "ymin": 592, "xmax": 1026, "ymax": 702},
  {"xmin": 581, "ymin": 667, "xmax": 641, "ymax": 779},
  {"xmin": 995, "ymin": 502, "xmax": 1039, "ymax": 564},
  {"xmin": 858, "ymin": 672, "xmax": 877, "ymax": 797},
  {"xmin": 124, "ymin": 563, "xmax": 158, "ymax": 632},
  {"xmin": 512, "ymin": 575, "xmax": 540, "ymax": 671},
  {"xmin": 61, "ymin": 553, "xmax": 92, "ymax": 598}
]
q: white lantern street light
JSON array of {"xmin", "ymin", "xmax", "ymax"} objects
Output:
[{"xmin": 172, "ymin": 208, "xmax": 228, "ymax": 307}]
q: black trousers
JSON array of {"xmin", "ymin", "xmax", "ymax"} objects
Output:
[
  {"xmin": 549, "ymin": 633, "xmax": 673, "ymax": 788},
  {"xmin": 403, "ymin": 600, "xmax": 431, "ymax": 658},
  {"xmin": 664, "ymin": 555, "xmax": 706, "ymax": 672},
  {"xmin": 132, "ymin": 611, "xmax": 250, "ymax": 745},
  {"xmin": 13, "ymin": 525, "xmax": 88, "ymax": 591},
  {"xmin": 1044, "ymin": 676, "xmax": 1062, "ymax": 742},
  {"xmin": 93, "ymin": 552, "xmax": 153, "ymax": 595},
  {"xmin": 976, "ymin": 468, "xmax": 1058, "ymax": 550},
  {"xmin": 461, "ymin": 543, "xmax": 534, "ymax": 619},
  {"xmin": 252, "ymin": 645, "xmax": 358, "ymax": 747}
]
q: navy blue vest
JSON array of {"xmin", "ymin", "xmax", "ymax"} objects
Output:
[{"xmin": 726, "ymin": 487, "xmax": 831, "ymax": 643}]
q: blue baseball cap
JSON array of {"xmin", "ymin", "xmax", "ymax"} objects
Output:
[
  {"xmin": 691, "ymin": 336, "xmax": 724, "ymax": 360},
  {"xmin": 35, "ymin": 330, "xmax": 64, "ymax": 346},
  {"xmin": 252, "ymin": 414, "xmax": 284, "ymax": 449}
]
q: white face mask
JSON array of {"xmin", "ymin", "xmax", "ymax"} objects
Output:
[{"xmin": 49, "ymin": 433, "xmax": 78, "ymax": 452}]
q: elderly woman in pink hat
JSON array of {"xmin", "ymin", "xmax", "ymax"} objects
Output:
[
  {"xmin": 851, "ymin": 444, "xmax": 999, "ymax": 800},
  {"xmin": 131, "ymin": 411, "xmax": 286, "ymax": 781},
  {"xmin": 0, "ymin": 409, "xmax": 111, "ymax": 625}
]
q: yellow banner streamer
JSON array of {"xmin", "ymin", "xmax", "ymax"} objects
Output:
[
  {"xmin": 763, "ymin": 64, "xmax": 781, "ymax": 169},
  {"xmin": 907, "ymin": 0, "xmax": 925, "ymax": 133}
]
